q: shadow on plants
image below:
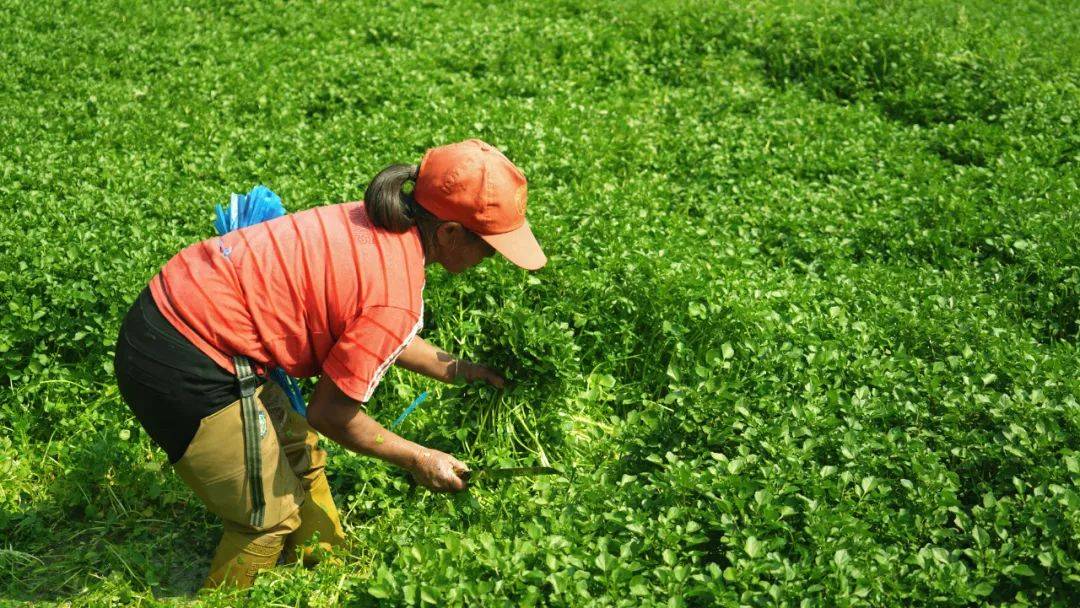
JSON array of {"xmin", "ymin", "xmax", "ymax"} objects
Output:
[{"xmin": 0, "ymin": 438, "xmax": 215, "ymax": 603}]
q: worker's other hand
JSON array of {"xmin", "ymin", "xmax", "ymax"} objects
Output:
[
  {"xmin": 455, "ymin": 360, "xmax": 507, "ymax": 389},
  {"xmin": 410, "ymin": 448, "xmax": 469, "ymax": 492}
]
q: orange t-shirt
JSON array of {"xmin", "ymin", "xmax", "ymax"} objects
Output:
[{"xmin": 149, "ymin": 202, "xmax": 425, "ymax": 403}]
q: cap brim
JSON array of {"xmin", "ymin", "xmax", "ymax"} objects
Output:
[{"xmin": 480, "ymin": 220, "xmax": 547, "ymax": 270}]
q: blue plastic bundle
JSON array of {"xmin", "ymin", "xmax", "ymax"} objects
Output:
[
  {"xmin": 214, "ymin": 185, "xmax": 288, "ymax": 236},
  {"xmin": 214, "ymin": 185, "xmax": 307, "ymax": 417}
]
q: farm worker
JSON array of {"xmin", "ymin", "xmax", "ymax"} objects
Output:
[{"xmin": 112, "ymin": 139, "xmax": 546, "ymax": 589}]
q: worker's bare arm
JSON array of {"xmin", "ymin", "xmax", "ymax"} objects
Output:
[
  {"xmin": 396, "ymin": 336, "xmax": 506, "ymax": 388},
  {"xmin": 306, "ymin": 375, "xmax": 467, "ymax": 492}
]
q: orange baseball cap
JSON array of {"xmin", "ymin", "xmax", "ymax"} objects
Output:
[{"xmin": 414, "ymin": 139, "xmax": 547, "ymax": 270}]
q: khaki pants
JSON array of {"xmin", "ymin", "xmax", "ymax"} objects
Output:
[{"xmin": 173, "ymin": 381, "xmax": 345, "ymax": 587}]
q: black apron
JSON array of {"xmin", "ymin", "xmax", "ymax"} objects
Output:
[{"xmin": 113, "ymin": 286, "xmax": 266, "ymax": 463}]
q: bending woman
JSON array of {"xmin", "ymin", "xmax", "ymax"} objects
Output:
[{"xmin": 113, "ymin": 139, "xmax": 546, "ymax": 588}]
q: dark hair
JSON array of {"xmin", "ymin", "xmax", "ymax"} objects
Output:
[{"xmin": 365, "ymin": 163, "xmax": 436, "ymax": 232}]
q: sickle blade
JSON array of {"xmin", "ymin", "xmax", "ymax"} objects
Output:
[{"xmin": 462, "ymin": 467, "xmax": 560, "ymax": 484}]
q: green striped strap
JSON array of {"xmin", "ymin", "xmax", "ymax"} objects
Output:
[{"xmin": 234, "ymin": 356, "xmax": 265, "ymax": 529}]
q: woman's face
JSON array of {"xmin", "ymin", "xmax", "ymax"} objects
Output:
[{"xmin": 434, "ymin": 222, "xmax": 496, "ymax": 273}]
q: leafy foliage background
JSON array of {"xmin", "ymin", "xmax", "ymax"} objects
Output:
[{"xmin": 0, "ymin": 0, "xmax": 1078, "ymax": 605}]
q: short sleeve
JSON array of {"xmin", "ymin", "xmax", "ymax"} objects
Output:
[{"xmin": 322, "ymin": 305, "xmax": 423, "ymax": 402}]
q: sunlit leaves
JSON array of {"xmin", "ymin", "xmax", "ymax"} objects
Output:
[{"xmin": 2, "ymin": 0, "xmax": 1079, "ymax": 605}]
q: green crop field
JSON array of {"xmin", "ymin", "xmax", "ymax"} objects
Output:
[{"xmin": 2, "ymin": 0, "xmax": 1079, "ymax": 605}]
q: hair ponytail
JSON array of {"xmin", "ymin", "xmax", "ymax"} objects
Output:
[{"xmin": 365, "ymin": 163, "xmax": 428, "ymax": 232}]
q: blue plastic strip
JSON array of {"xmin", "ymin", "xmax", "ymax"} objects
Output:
[
  {"xmin": 391, "ymin": 391, "xmax": 429, "ymax": 429},
  {"xmin": 271, "ymin": 368, "xmax": 307, "ymax": 417}
]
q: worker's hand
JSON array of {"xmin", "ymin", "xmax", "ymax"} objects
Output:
[
  {"xmin": 409, "ymin": 447, "xmax": 470, "ymax": 492},
  {"xmin": 455, "ymin": 360, "xmax": 507, "ymax": 389}
]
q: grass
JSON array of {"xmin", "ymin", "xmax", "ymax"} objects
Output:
[{"xmin": 1, "ymin": 0, "xmax": 1078, "ymax": 605}]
